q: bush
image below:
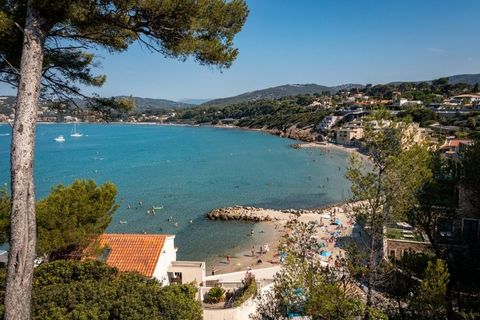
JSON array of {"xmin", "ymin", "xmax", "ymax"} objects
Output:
[
  {"xmin": 232, "ymin": 273, "xmax": 257, "ymax": 307},
  {"xmin": 0, "ymin": 260, "xmax": 203, "ymax": 320},
  {"xmin": 208, "ymin": 286, "xmax": 225, "ymax": 304}
]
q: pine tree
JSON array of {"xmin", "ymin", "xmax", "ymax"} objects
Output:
[{"xmin": 0, "ymin": 1, "xmax": 248, "ymax": 318}]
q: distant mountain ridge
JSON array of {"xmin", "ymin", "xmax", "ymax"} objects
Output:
[
  {"xmin": 388, "ymin": 73, "xmax": 480, "ymax": 86},
  {"xmin": 446, "ymin": 73, "xmax": 480, "ymax": 85},
  {"xmin": 202, "ymin": 73, "xmax": 480, "ymax": 107},
  {"xmin": 115, "ymin": 96, "xmax": 193, "ymax": 111},
  {"xmin": 177, "ymin": 98, "xmax": 212, "ymax": 105},
  {"xmin": 202, "ymin": 83, "xmax": 363, "ymax": 107},
  {"xmin": 1, "ymin": 72, "xmax": 478, "ymax": 111}
]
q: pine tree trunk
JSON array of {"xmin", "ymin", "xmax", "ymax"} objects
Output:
[{"xmin": 4, "ymin": 6, "xmax": 44, "ymax": 320}]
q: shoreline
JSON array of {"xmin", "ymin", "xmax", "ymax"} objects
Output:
[
  {"xmin": 3, "ymin": 120, "xmax": 363, "ymax": 275},
  {"xmin": 2, "ymin": 121, "xmax": 366, "ymax": 161},
  {"xmin": 208, "ymin": 201, "xmax": 359, "ymax": 275}
]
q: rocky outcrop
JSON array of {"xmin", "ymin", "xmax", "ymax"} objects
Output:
[{"xmin": 264, "ymin": 125, "xmax": 319, "ymax": 142}]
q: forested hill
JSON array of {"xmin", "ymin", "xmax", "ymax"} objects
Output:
[
  {"xmin": 447, "ymin": 73, "xmax": 480, "ymax": 85},
  {"xmin": 66, "ymin": 96, "xmax": 194, "ymax": 111},
  {"xmin": 200, "ymin": 73, "xmax": 480, "ymax": 108},
  {"xmin": 202, "ymin": 83, "xmax": 363, "ymax": 107},
  {"xmin": 116, "ymin": 96, "xmax": 193, "ymax": 111},
  {"xmin": 388, "ymin": 73, "xmax": 480, "ymax": 86}
]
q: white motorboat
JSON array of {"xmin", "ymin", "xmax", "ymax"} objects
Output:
[{"xmin": 54, "ymin": 135, "xmax": 65, "ymax": 142}]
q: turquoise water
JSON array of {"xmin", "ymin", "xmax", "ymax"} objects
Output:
[{"xmin": 0, "ymin": 123, "xmax": 351, "ymax": 262}]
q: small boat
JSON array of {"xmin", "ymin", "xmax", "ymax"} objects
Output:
[
  {"xmin": 119, "ymin": 220, "xmax": 128, "ymax": 224},
  {"xmin": 54, "ymin": 135, "xmax": 65, "ymax": 142},
  {"xmin": 70, "ymin": 123, "xmax": 83, "ymax": 137},
  {"xmin": 152, "ymin": 206, "xmax": 164, "ymax": 210}
]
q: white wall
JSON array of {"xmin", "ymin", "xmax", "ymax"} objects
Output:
[
  {"xmin": 203, "ymin": 298, "xmax": 257, "ymax": 320},
  {"xmin": 152, "ymin": 235, "xmax": 176, "ymax": 285}
]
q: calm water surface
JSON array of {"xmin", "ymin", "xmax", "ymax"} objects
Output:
[{"xmin": 0, "ymin": 123, "xmax": 351, "ymax": 262}]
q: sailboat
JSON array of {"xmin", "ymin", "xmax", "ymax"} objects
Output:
[{"xmin": 70, "ymin": 123, "xmax": 83, "ymax": 137}]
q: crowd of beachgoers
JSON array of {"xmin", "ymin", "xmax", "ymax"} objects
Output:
[{"xmin": 209, "ymin": 200, "xmax": 361, "ymax": 275}]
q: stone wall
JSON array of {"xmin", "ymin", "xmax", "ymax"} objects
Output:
[{"xmin": 385, "ymin": 239, "xmax": 431, "ymax": 261}]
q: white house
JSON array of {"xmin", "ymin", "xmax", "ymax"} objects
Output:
[
  {"xmin": 317, "ymin": 115, "xmax": 342, "ymax": 131},
  {"xmin": 89, "ymin": 233, "xmax": 206, "ymax": 286}
]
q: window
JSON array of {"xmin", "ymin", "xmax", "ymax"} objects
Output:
[
  {"xmin": 438, "ymin": 218, "xmax": 454, "ymax": 238},
  {"xmin": 462, "ymin": 219, "xmax": 479, "ymax": 241}
]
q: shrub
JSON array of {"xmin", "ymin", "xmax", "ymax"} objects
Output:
[
  {"xmin": 0, "ymin": 260, "xmax": 203, "ymax": 320},
  {"xmin": 232, "ymin": 272, "xmax": 257, "ymax": 307},
  {"xmin": 208, "ymin": 286, "xmax": 225, "ymax": 304}
]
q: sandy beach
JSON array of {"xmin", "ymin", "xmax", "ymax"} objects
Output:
[
  {"xmin": 295, "ymin": 141, "xmax": 371, "ymax": 162},
  {"xmin": 208, "ymin": 202, "xmax": 360, "ymax": 275}
]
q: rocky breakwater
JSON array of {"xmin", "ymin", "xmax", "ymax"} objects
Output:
[
  {"xmin": 207, "ymin": 206, "xmax": 275, "ymax": 222},
  {"xmin": 207, "ymin": 205, "xmax": 332, "ymax": 222}
]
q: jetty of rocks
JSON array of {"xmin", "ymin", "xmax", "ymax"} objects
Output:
[{"xmin": 206, "ymin": 205, "xmax": 333, "ymax": 222}]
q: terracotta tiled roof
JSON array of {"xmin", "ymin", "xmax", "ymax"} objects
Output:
[
  {"xmin": 440, "ymin": 139, "xmax": 472, "ymax": 149},
  {"xmin": 93, "ymin": 234, "xmax": 167, "ymax": 277}
]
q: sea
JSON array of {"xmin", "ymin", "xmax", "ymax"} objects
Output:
[{"xmin": 0, "ymin": 123, "xmax": 351, "ymax": 263}]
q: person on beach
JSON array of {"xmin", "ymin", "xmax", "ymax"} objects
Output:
[
  {"xmin": 226, "ymin": 255, "xmax": 231, "ymax": 264},
  {"xmin": 251, "ymin": 246, "xmax": 255, "ymax": 257}
]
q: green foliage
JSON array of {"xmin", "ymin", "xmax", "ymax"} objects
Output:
[
  {"xmin": 0, "ymin": 180, "xmax": 118, "ymax": 259},
  {"xmin": 172, "ymin": 96, "xmax": 329, "ymax": 130},
  {"xmin": 36, "ymin": 180, "xmax": 118, "ymax": 259},
  {"xmin": 0, "ymin": 0, "xmax": 248, "ymax": 107},
  {"xmin": 305, "ymin": 280, "xmax": 365, "ymax": 320},
  {"xmin": 232, "ymin": 272, "xmax": 257, "ymax": 307},
  {"xmin": 0, "ymin": 187, "xmax": 9, "ymax": 244},
  {"xmin": 0, "ymin": 260, "xmax": 202, "ymax": 319},
  {"xmin": 397, "ymin": 252, "xmax": 435, "ymax": 278},
  {"xmin": 400, "ymin": 107, "xmax": 437, "ymax": 126},
  {"xmin": 251, "ymin": 218, "xmax": 364, "ymax": 320},
  {"xmin": 207, "ymin": 286, "xmax": 225, "ymax": 304},
  {"xmin": 360, "ymin": 78, "xmax": 477, "ymax": 102},
  {"xmin": 461, "ymin": 139, "xmax": 480, "ymax": 210},
  {"xmin": 410, "ymin": 259, "xmax": 449, "ymax": 319}
]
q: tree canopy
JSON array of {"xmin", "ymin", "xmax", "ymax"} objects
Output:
[
  {"xmin": 0, "ymin": 260, "xmax": 203, "ymax": 319},
  {"xmin": 0, "ymin": 0, "xmax": 248, "ymax": 105},
  {"xmin": 0, "ymin": 180, "xmax": 118, "ymax": 260},
  {"xmin": 251, "ymin": 218, "xmax": 373, "ymax": 320}
]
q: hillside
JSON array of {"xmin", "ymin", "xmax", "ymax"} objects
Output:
[
  {"xmin": 447, "ymin": 73, "xmax": 480, "ymax": 85},
  {"xmin": 115, "ymin": 96, "xmax": 193, "ymax": 111},
  {"xmin": 389, "ymin": 73, "xmax": 480, "ymax": 86},
  {"xmin": 202, "ymin": 83, "xmax": 363, "ymax": 107}
]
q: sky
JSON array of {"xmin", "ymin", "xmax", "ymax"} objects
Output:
[{"xmin": 1, "ymin": 0, "xmax": 480, "ymax": 101}]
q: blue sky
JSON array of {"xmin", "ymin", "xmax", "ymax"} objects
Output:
[{"xmin": 1, "ymin": 0, "xmax": 480, "ymax": 100}]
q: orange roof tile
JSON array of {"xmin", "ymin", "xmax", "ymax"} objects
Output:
[
  {"xmin": 93, "ymin": 234, "xmax": 168, "ymax": 277},
  {"xmin": 440, "ymin": 139, "xmax": 472, "ymax": 149}
]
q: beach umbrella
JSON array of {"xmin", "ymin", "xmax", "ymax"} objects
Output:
[{"xmin": 320, "ymin": 251, "xmax": 332, "ymax": 257}]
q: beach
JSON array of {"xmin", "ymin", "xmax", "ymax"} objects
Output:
[
  {"xmin": 208, "ymin": 201, "xmax": 360, "ymax": 275},
  {"xmin": 294, "ymin": 141, "xmax": 371, "ymax": 162}
]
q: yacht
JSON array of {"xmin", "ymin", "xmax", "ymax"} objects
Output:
[
  {"xmin": 54, "ymin": 135, "xmax": 65, "ymax": 142},
  {"xmin": 70, "ymin": 123, "xmax": 83, "ymax": 137}
]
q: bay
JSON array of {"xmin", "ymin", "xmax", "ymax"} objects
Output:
[{"xmin": 0, "ymin": 123, "xmax": 351, "ymax": 262}]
